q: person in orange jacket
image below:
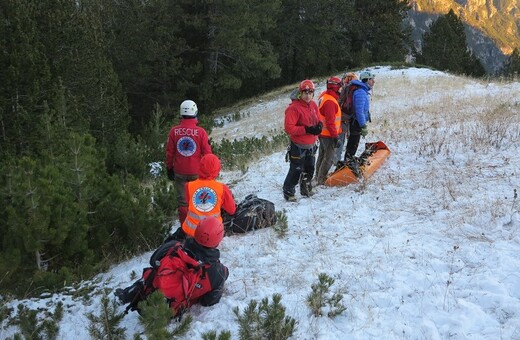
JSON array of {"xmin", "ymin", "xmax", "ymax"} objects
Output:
[
  {"xmin": 315, "ymin": 76, "xmax": 342, "ymax": 185},
  {"xmin": 165, "ymin": 100, "xmax": 212, "ymax": 225},
  {"xmin": 282, "ymin": 79, "xmax": 322, "ymax": 201},
  {"xmin": 170, "ymin": 153, "xmax": 236, "ymax": 240}
]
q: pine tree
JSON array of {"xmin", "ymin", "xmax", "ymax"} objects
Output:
[
  {"xmin": 138, "ymin": 291, "xmax": 192, "ymax": 339},
  {"xmin": 99, "ymin": 0, "xmax": 189, "ymax": 133},
  {"xmin": 0, "ymin": 1, "xmax": 53, "ymax": 158},
  {"xmin": 208, "ymin": 0, "xmax": 282, "ymax": 104},
  {"xmin": 87, "ymin": 173, "xmax": 166, "ymax": 255},
  {"xmin": 271, "ymin": 0, "xmax": 356, "ymax": 83},
  {"xmin": 1, "ymin": 0, "xmax": 133, "ymax": 170},
  {"xmin": 25, "ymin": 0, "xmax": 133, "ymax": 173},
  {"xmin": 418, "ymin": 9, "xmax": 485, "ymax": 76},
  {"xmin": 0, "ymin": 157, "xmax": 81, "ymax": 284},
  {"xmin": 351, "ymin": 0, "xmax": 412, "ymax": 65},
  {"xmin": 177, "ymin": 0, "xmax": 283, "ymax": 111},
  {"xmin": 87, "ymin": 295, "xmax": 126, "ymax": 340},
  {"xmin": 233, "ymin": 294, "xmax": 297, "ymax": 340},
  {"xmin": 502, "ymin": 48, "xmax": 520, "ymax": 79}
]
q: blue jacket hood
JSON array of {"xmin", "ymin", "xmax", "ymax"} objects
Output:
[{"xmin": 350, "ymin": 79, "xmax": 370, "ymax": 91}]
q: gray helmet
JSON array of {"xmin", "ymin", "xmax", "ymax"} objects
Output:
[
  {"xmin": 359, "ymin": 71, "xmax": 375, "ymax": 81},
  {"xmin": 180, "ymin": 100, "xmax": 198, "ymax": 117}
]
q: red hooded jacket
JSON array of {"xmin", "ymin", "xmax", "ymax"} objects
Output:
[
  {"xmin": 284, "ymin": 97, "xmax": 320, "ymax": 145},
  {"xmin": 165, "ymin": 119, "xmax": 212, "ymax": 176}
]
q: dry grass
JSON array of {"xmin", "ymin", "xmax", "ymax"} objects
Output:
[
  {"xmin": 375, "ymin": 72, "xmax": 520, "ymax": 153},
  {"xmin": 369, "ymin": 70, "xmax": 520, "ymax": 240},
  {"xmin": 211, "ymin": 66, "xmax": 520, "ymax": 235}
]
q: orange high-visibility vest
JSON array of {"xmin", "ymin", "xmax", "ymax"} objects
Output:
[
  {"xmin": 182, "ymin": 179, "xmax": 224, "ymax": 237},
  {"xmin": 318, "ymin": 93, "xmax": 341, "ymax": 137}
]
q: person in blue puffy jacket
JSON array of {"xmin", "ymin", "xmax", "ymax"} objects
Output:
[{"xmin": 343, "ymin": 71, "xmax": 375, "ymax": 161}]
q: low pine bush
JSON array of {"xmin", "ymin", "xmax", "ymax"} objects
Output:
[
  {"xmin": 273, "ymin": 210, "xmax": 289, "ymax": 238},
  {"xmin": 233, "ymin": 293, "xmax": 296, "ymax": 340},
  {"xmin": 87, "ymin": 295, "xmax": 125, "ymax": 339},
  {"xmin": 138, "ymin": 291, "xmax": 192, "ymax": 339},
  {"xmin": 12, "ymin": 302, "xmax": 63, "ymax": 340},
  {"xmin": 202, "ymin": 330, "xmax": 232, "ymax": 340},
  {"xmin": 306, "ymin": 273, "xmax": 347, "ymax": 318}
]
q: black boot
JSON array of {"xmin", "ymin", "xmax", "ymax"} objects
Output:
[
  {"xmin": 115, "ymin": 279, "xmax": 144, "ymax": 304},
  {"xmin": 345, "ymin": 155, "xmax": 361, "ymax": 178},
  {"xmin": 300, "ymin": 173, "xmax": 314, "ymax": 197},
  {"xmin": 283, "ymin": 188, "xmax": 297, "ymax": 202},
  {"xmin": 334, "ymin": 161, "xmax": 346, "ymax": 172}
]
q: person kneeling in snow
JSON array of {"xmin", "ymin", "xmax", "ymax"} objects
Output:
[{"xmin": 115, "ymin": 216, "xmax": 229, "ymax": 316}]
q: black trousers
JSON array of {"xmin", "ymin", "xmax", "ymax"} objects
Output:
[
  {"xmin": 344, "ymin": 120, "xmax": 361, "ymax": 159},
  {"xmin": 283, "ymin": 142, "xmax": 317, "ymax": 196}
]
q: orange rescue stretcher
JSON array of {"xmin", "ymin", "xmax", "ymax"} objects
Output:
[{"xmin": 325, "ymin": 141, "xmax": 391, "ymax": 187}]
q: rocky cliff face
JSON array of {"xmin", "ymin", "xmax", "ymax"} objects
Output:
[{"xmin": 408, "ymin": 0, "xmax": 519, "ymax": 73}]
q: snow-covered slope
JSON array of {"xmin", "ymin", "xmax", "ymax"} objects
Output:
[{"xmin": 3, "ymin": 67, "xmax": 520, "ymax": 339}]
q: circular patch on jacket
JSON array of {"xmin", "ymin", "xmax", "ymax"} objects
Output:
[
  {"xmin": 177, "ymin": 136, "xmax": 197, "ymax": 157},
  {"xmin": 192, "ymin": 187, "xmax": 217, "ymax": 212}
]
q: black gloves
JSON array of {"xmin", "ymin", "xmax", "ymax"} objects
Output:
[
  {"xmin": 305, "ymin": 122, "xmax": 323, "ymax": 135},
  {"xmin": 167, "ymin": 168, "xmax": 175, "ymax": 181},
  {"xmin": 332, "ymin": 138, "xmax": 340, "ymax": 148}
]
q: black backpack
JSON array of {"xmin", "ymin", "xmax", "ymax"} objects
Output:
[{"xmin": 222, "ymin": 194, "xmax": 277, "ymax": 234}]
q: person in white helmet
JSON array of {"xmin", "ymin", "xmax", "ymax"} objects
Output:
[{"xmin": 165, "ymin": 100, "xmax": 212, "ymax": 225}]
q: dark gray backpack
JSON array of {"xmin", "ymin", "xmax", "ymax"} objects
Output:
[{"xmin": 222, "ymin": 194, "xmax": 277, "ymax": 234}]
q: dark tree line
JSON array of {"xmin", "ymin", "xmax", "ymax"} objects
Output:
[
  {"xmin": 1, "ymin": 0, "xmax": 413, "ymax": 294},
  {"xmin": 501, "ymin": 48, "xmax": 520, "ymax": 78},
  {"xmin": 415, "ymin": 9, "xmax": 486, "ymax": 77}
]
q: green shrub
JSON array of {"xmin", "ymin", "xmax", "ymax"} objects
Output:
[
  {"xmin": 138, "ymin": 291, "xmax": 192, "ymax": 339},
  {"xmin": 212, "ymin": 133, "xmax": 288, "ymax": 171},
  {"xmin": 306, "ymin": 273, "xmax": 347, "ymax": 318},
  {"xmin": 202, "ymin": 330, "xmax": 232, "ymax": 340},
  {"xmin": 87, "ymin": 295, "xmax": 126, "ymax": 339},
  {"xmin": 12, "ymin": 302, "xmax": 63, "ymax": 340},
  {"xmin": 233, "ymin": 293, "xmax": 297, "ymax": 340},
  {"xmin": 273, "ymin": 210, "xmax": 289, "ymax": 238},
  {"xmin": 0, "ymin": 296, "xmax": 14, "ymax": 325}
]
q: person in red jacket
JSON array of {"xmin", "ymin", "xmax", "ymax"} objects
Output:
[
  {"xmin": 315, "ymin": 76, "xmax": 342, "ymax": 185},
  {"xmin": 168, "ymin": 153, "xmax": 236, "ymax": 240},
  {"xmin": 283, "ymin": 79, "xmax": 322, "ymax": 201},
  {"xmin": 165, "ymin": 100, "xmax": 212, "ymax": 225},
  {"xmin": 115, "ymin": 216, "xmax": 229, "ymax": 316}
]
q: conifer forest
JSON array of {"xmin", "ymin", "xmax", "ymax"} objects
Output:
[{"xmin": 1, "ymin": 0, "xmax": 518, "ymax": 296}]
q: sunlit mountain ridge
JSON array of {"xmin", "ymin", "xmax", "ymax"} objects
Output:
[{"xmin": 409, "ymin": 0, "xmax": 519, "ymax": 73}]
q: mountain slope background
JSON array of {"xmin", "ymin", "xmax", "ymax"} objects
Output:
[
  {"xmin": 2, "ymin": 67, "xmax": 520, "ymax": 339},
  {"xmin": 409, "ymin": 0, "xmax": 520, "ymax": 73}
]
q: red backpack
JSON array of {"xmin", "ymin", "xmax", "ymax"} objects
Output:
[
  {"xmin": 120, "ymin": 241, "xmax": 214, "ymax": 317},
  {"xmin": 151, "ymin": 245, "xmax": 212, "ymax": 316},
  {"xmin": 338, "ymin": 83, "xmax": 360, "ymax": 122}
]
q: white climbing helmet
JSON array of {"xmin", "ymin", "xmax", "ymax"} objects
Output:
[
  {"xmin": 180, "ymin": 100, "xmax": 198, "ymax": 117},
  {"xmin": 359, "ymin": 71, "xmax": 375, "ymax": 81}
]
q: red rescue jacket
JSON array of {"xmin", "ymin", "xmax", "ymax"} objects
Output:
[{"xmin": 165, "ymin": 119, "xmax": 212, "ymax": 175}]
